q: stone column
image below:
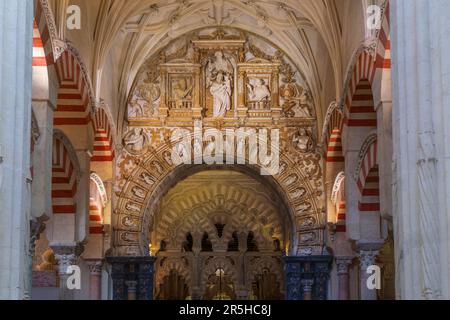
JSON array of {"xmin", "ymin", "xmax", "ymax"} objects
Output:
[
  {"xmin": 125, "ymin": 281, "xmax": 137, "ymax": 300},
  {"xmin": 358, "ymin": 246, "xmax": 380, "ymax": 300},
  {"xmin": 391, "ymin": 0, "xmax": 450, "ymax": 299},
  {"xmin": 301, "ymin": 279, "xmax": 314, "ymax": 300},
  {"xmin": 0, "ymin": 0, "xmax": 33, "ymax": 299},
  {"xmin": 52, "ymin": 244, "xmax": 83, "ymax": 300},
  {"xmin": 86, "ymin": 260, "xmax": 103, "ymax": 300},
  {"xmin": 31, "ymin": 100, "xmax": 54, "ymax": 231},
  {"xmin": 375, "ymin": 101, "xmax": 393, "ymax": 222},
  {"xmin": 335, "ymin": 257, "xmax": 353, "ymax": 300}
]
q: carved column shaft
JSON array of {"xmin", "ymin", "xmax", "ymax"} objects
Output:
[
  {"xmin": 0, "ymin": 0, "xmax": 33, "ymax": 300},
  {"xmin": 87, "ymin": 260, "xmax": 103, "ymax": 300},
  {"xmin": 51, "ymin": 244, "xmax": 83, "ymax": 300},
  {"xmin": 358, "ymin": 247, "xmax": 379, "ymax": 300},
  {"xmin": 335, "ymin": 257, "xmax": 353, "ymax": 300},
  {"xmin": 392, "ymin": 0, "xmax": 450, "ymax": 299}
]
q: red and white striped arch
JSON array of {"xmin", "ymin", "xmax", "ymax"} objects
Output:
[
  {"xmin": 331, "ymin": 172, "xmax": 346, "ymax": 232},
  {"xmin": 322, "ymin": 103, "xmax": 344, "ymax": 163},
  {"xmin": 33, "ymin": 0, "xmax": 55, "ymax": 67},
  {"xmin": 54, "ymin": 51, "xmax": 93, "ymax": 126},
  {"xmin": 327, "ymin": 129, "xmax": 344, "ymax": 163},
  {"xmin": 52, "ymin": 133, "xmax": 79, "ymax": 215},
  {"xmin": 375, "ymin": 1, "xmax": 391, "ymax": 72},
  {"xmin": 89, "ymin": 174, "xmax": 106, "ymax": 235},
  {"xmin": 356, "ymin": 136, "xmax": 380, "ymax": 213},
  {"xmin": 341, "ymin": 1, "xmax": 391, "ymax": 129},
  {"xmin": 344, "ymin": 53, "xmax": 377, "ymax": 128},
  {"xmin": 92, "ymin": 108, "xmax": 115, "ymax": 162}
]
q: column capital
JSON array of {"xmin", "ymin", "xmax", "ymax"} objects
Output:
[
  {"xmin": 335, "ymin": 257, "xmax": 354, "ymax": 275},
  {"xmin": 358, "ymin": 249, "xmax": 379, "ymax": 271},
  {"xmin": 301, "ymin": 279, "xmax": 314, "ymax": 292},
  {"xmin": 86, "ymin": 259, "xmax": 103, "ymax": 275},
  {"xmin": 50, "ymin": 243, "xmax": 84, "ymax": 274}
]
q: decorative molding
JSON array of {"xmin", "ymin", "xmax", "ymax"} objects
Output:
[
  {"xmin": 51, "ymin": 243, "xmax": 84, "ymax": 274},
  {"xmin": 335, "ymin": 257, "xmax": 353, "ymax": 275},
  {"xmin": 39, "ymin": 0, "xmax": 66, "ymax": 62},
  {"xmin": 353, "ymin": 132, "xmax": 378, "ymax": 182},
  {"xmin": 90, "ymin": 173, "xmax": 108, "ymax": 207},
  {"xmin": 331, "ymin": 172, "xmax": 345, "ymax": 205},
  {"xmin": 53, "ymin": 129, "xmax": 82, "ymax": 182},
  {"xmin": 65, "ymin": 41, "xmax": 96, "ymax": 112}
]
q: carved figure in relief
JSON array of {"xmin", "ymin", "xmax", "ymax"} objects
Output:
[
  {"xmin": 129, "ymin": 101, "xmax": 143, "ymax": 118},
  {"xmin": 123, "ymin": 128, "xmax": 148, "ymax": 154},
  {"xmin": 163, "ymin": 151, "xmax": 173, "ymax": 166},
  {"xmin": 284, "ymin": 174, "xmax": 298, "ymax": 186},
  {"xmin": 172, "ymin": 78, "xmax": 193, "ymax": 109},
  {"xmin": 140, "ymin": 172, "xmax": 155, "ymax": 186},
  {"xmin": 292, "ymin": 128, "xmax": 314, "ymax": 153},
  {"xmin": 151, "ymin": 161, "xmax": 164, "ymax": 175},
  {"xmin": 207, "ymin": 51, "xmax": 233, "ymax": 79},
  {"xmin": 291, "ymin": 188, "xmax": 306, "ymax": 200},
  {"xmin": 123, "ymin": 216, "xmax": 139, "ymax": 228},
  {"xmin": 247, "ymin": 78, "xmax": 270, "ymax": 102},
  {"xmin": 132, "ymin": 186, "xmax": 146, "ymax": 199},
  {"xmin": 126, "ymin": 202, "xmax": 141, "ymax": 213}
]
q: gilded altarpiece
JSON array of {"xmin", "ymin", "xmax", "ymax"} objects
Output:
[{"xmin": 112, "ymin": 28, "xmax": 329, "ymax": 300}]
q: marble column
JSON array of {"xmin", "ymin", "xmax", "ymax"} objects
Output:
[
  {"xmin": 358, "ymin": 246, "xmax": 380, "ymax": 300},
  {"xmin": 335, "ymin": 257, "xmax": 353, "ymax": 300},
  {"xmin": 52, "ymin": 244, "xmax": 83, "ymax": 300},
  {"xmin": 31, "ymin": 100, "xmax": 55, "ymax": 222},
  {"xmin": 391, "ymin": 0, "xmax": 450, "ymax": 299},
  {"xmin": 86, "ymin": 260, "xmax": 103, "ymax": 300},
  {"xmin": 301, "ymin": 279, "xmax": 314, "ymax": 300},
  {"xmin": 0, "ymin": 0, "xmax": 33, "ymax": 300}
]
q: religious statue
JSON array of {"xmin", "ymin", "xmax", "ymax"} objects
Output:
[
  {"xmin": 297, "ymin": 88, "xmax": 312, "ymax": 117},
  {"xmin": 206, "ymin": 51, "xmax": 233, "ymax": 117},
  {"xmin": 247, "ymin": 78, "xmax": 271, "ymax": 102},
  {"xmin": 123, "ymin": 128, "xmax": 148, "ymax": 154},
  {"xmin": 210, "ymin": 71, "xmax": 232, "ymax": 117},
  {"xmin": 292, "ymin": 128, "xmax": 314, "ymax": 153}
]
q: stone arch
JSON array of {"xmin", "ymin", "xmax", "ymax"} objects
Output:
[
  {"xmin": 89, "ymin": 173, "xmax": 107, "ymax": 236},
  {"xmin": 49, "ymin": 130, "xmax": 81, "ymax": 242},
  {"xmin": 355, "ymin": 133, "xmax": 379, "ymax": 213},
  {"xmin": 331, "ymin": 172, "xmax": 346, "ymax": 233},
  {"xmin": 200, "ymin": 256, "xmax": 238, "ymax": 296},
  {"xmin": 154, "ymin": 184, "xmax": 285, "ymax": 254},
  {"xmin": 154, "ymin": 256, "xmax": 192, "ymax": 298},
  {"xmin": 92, "ymin": 106, "xmax": 116, "ymax": 162},
  {"xmin": 113, "ymin": 139, "xmax": 324, "ymax": 257},
  {"xmin": 54, "ymin": 48, "xmax": 95, "ymax": 128}
]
